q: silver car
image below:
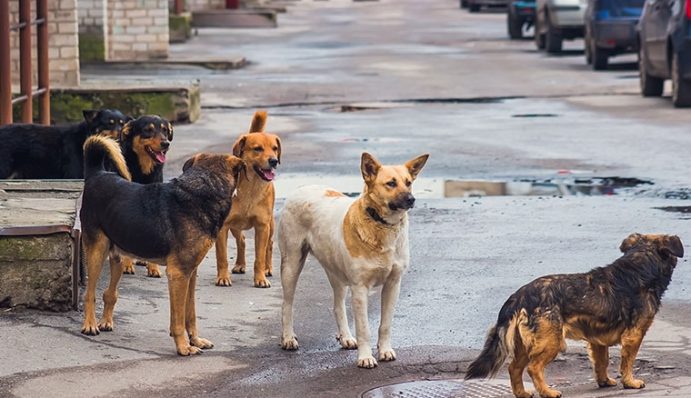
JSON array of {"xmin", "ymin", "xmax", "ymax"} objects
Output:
[{"xmin": 535, "ymin": 0, "xmax": 588, "ymax": 52}]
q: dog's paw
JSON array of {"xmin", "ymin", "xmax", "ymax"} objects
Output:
[
  {"xmin": 215, "ymin": 275, "xmax": 232, "ymax": 287},
  {"xmin": 254, "ymin": 278, "xmax": 271, "ymax": 288},
  {"xmin": 337, "ymin": 335, "xmax": 358, "ymax": 350},
  {"xmin": 281, "ymin": 335, "xmax": 299, "ymax": 350},
  {"xmin": 597, "ymin": 377, "xmax": 617, "ymax": 388},
  {"xmin": 265, "ymin": 270, "xmax": 273, "ymax": 277},
  {"xmin": 357, "ymin": 356, "xmax": 378, "ymax": 369},
  {"xmin": 177, "ymin": 345, "xmax": 203, "ymax": 356},
  {"xmin": 379, "ymin": 349, "xmax": 397, "ymax": 362},
  {"xmin": 538, "ymin": 388, "xmax": 561, "ymax": 398},
  {"xmin": 190, "ymin": 336, "xmax": 214, "ymax": 349},
  {"xmin": 97, "ymin": 318, "xmax": 114, "ymax": 332},
  {"xmin": 514, "ymin": 391, "xmax": 533, "ymax": 398},
  {"xmin": 146, "ymin": 264, "xmax": 162, "ymax": 278},
  {"xmin": 123, "ymin": 264, "xmax": 136, "ymax": 275},
  {"xmin": 623, "ymin": 378, "xmax": 646, "ymax": 389},
  {"xmin": 81, "ymin": 322, "xmax": 100, "ymax": 336},
  {"xmin": 231, "ymin": 264, "xmax": 246, "ymax": 274}
]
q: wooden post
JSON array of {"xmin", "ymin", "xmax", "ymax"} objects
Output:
[
  {"xmin": 19, "ymin": 0, "xmax": 33, "ymax": 123},
  {"xmin": 37, "ymin": 0, "xmax": 49, "ymax": 125},
  {"xmin": 0, "ymin": 0, "xmax": 11, "ymax": 125}
]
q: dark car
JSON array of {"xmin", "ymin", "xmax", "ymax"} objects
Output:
[
  {"xmin": 585, "ymin": 0, "xmax": 644, "ymax": 69},
  {"xmin": 466, "ymin": 0, "xmax": 509, "ymax": 13},
  {"xmin": 508, "ymin": 0, "xmax": 537, "ymax": 39},
  {"xmin": 638, "ymin": 0, "xmax": 691, "ymax": 107}
]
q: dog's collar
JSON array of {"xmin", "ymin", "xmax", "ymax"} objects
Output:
[{"xmin": 366, "ymin": 207, "xmax": 392, "ymax": 227}]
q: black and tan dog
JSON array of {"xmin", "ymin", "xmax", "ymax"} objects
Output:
[
  {"xmin": 116, "ymin": 115, "xmax": 174, "ymax": 278},
  {"xmin": 80, "ymin": 135, "xmax": 244, "ymax": 355},
  {"xmin": 465, "ymin": 233, "xmax": 684, "ymax": 398},
  {"xmin": 0, "ymin": 109, "xmax": 129, "ymax": 179}
]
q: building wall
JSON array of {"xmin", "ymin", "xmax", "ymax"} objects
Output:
[
  {"xmin": 78, "ymin": 0, "xmax": 107, "ymax": 61},
  {"xmin": 107, "ymin": 0, "xmax": 169, "ymax": 60},
  {"xmin": 183, "ymin": 0, "xmax": 226, "ymax": 11},
  {"xmin": 9, "ymin": 0, "xmax": 80, "ymax": 88}
]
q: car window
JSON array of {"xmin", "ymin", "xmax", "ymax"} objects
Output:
[{"xmin": 595, "ymin": 0, "xmax": 645, "ymax": 16}]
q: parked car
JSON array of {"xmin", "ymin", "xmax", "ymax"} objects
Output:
[
  {"xmin": 585, "ymin": 0, "xmax": 644, "ymax": 70},
  {"xmin": 467, "ymin": 0, "xmax": 509, "ymax": 13},
  {"xmin": 508, "ymin": 0, "xmax": 537, "ymax": 39},
  {"xmin": 535, "ymin": 0, "xmax": 587, "ymax": 52},
  {"xmin": 638, "ymin": 0, "xmax": 691, "ymax": 107}
]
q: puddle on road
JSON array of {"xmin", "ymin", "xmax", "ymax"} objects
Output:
[{"xmin": 274, "ymin": 175, "xmax": 654, "ymax": 199}]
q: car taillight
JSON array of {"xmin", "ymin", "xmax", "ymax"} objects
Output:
[{"xmin": 687, "ymin": 0, "xmax": 691, "ymax": 19}]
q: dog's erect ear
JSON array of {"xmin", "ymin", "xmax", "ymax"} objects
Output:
[
  {"xmin": 620, "ymin": 233, "xmax": 643, "ymax": 253},
  {"xmin": 83, "ymin": 110, "xmax": 99, "ymax": 124},
  {"xmin": 249, "ymin": 110, "xmax": 267, "ymax": 133},
  {"xmin": 183, "ymin": 154, "xmax": 198, "ymax": 172},
  {"xmin": 120, "ymin": 120, "xmax": 133, "ymax": 139},
  {"xmin": 660, "ymin": 235, "xmax": 684, "ymax": 258},
  {"xmin": 275, "ymin": 136, "xmax": 282, "ymax": 164},
  {"xmin": 360, "ymin": 152, "xmax": 381, "ymax": 183},
  {"xmin": 232, "ymin": 135, "xmax": 247, "ymax": 157},
  {"xmin": 405, "ymin": 153, "xmax": 429, "ymax": 180}
]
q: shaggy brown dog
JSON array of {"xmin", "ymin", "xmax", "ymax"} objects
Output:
[
  {"xmin": 465, "ymin": 233, "xmax": 684, "ymax": 398},
  {"xmin": 80, "ymin": 136, "xmax": 244, "ymax": 355},
  {"xmin": 215, "ymin": 110, "xmax": 281, "ymax": 288}
]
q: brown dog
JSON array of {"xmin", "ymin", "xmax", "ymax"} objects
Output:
[
  {"xmin": 80, "ymin": 135, "xmax": 244, "ymax": 355},
  {"xmin": 215, "ymin": 110, "xmax": 280, "ymax": 288},
  {"xmin": 465, "ymin": 233, "xmax": 684, "ymax": 398}
]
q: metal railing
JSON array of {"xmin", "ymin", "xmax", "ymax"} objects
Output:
[{"xmin": 0, "ymin": 0, "xmax": 50, "ymax": 126}]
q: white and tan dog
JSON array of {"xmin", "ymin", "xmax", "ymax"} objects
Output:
[{"xmin": 278, "ymin": 152, "xmax": 429, "ymax": 368}]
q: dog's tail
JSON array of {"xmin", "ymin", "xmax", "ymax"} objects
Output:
[
  {"xmin": 249, "ymin": 110, "xmax": 267, "ymax": 133},
  {"xmin": 83, "ymin": 135, "xmax": 131, "ymax": 181},
  {"xmin": 465, "ymin": 307, "xmax": 526, "ymax": 380}
]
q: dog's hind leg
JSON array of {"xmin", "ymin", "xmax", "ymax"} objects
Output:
[
  {"xmin": 280, "ymin": 241, "xmax": 309, "ymax": 351},
  {"xmin": 98, "ymin": 252, "xmax": 125, "ymax": 332},
  {"xmin": 264, "ymin": 217, "xmax": 275, "ymax": 277},
  {"xmin": 526, "ymin": 319, "xmax": 563, "ymax": 398},
  {"xmin": 231, "ymin": 227, "xmax": 247, "ymax": 275},
  {"xmin": 214, "ymin": 225, "xmax": 233, "ymax": 286},
  {"xmin": 509, "ymin": 338, "xmax": 533, "ymax": 398},
  {"xmin": 252, "ymin": 224, "xmax": 271, "ymax": 288},
  {"xmin": 186, "ymin": 269, "xmax": 214, "ymax": 350},
  {"xmin": 352, "ymin": 285, "xmax": 377, "ymax": 369},
  {"xmin": 588, "ymin": 343, "xmax": 616, "ymax": 388},
  {"xmin": 377, "ymin": 272, "xmax": 402, "ymax": 362},
  {"xmin": 81, "ymin": 231, "xmax": 110, "ymax": 336},
  {"xmin": 325, "ymin": 271, "xmax": 356, "ymax": 350},
  {"xmin": 620, "ymin": 319, "xmax": 653, "ymax": 389}
]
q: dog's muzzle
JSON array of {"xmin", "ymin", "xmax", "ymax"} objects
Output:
[{"xmin": 389, "ymin": 192, "xmax": 415, "ymax": 211}]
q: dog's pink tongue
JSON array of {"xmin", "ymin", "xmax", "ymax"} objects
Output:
[
  {"xmin": 262, "ymin": 169, "xmax": 275, "ymax": 181},
  {"xmin": 155, "ymin": 152, "xmax": 167, "ymax": 163}
]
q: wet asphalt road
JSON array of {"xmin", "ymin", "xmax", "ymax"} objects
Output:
[{"xmin": 3, "ymin": 0, "xmax": 691, "ymax": 397}]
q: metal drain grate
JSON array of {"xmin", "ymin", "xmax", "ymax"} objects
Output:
[{"xmin": 362, "ymin": 379, "xmax": 517, "ymax": 398}]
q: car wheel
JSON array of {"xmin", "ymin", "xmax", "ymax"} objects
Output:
[
  {"xmin": 584, "ymin": 28, "xmax": 592, "ymax": 64},
  {"xmin": 534, "ymin": 18, "xmax": 546, "ymax": 50},
  {"xmin": 469, "ymin": 3, "xmax": 481, "ymax": 12},
  {"xmin": 544, "ymin": 13, "xmax": 563, "ymax": 54},
  {"xmin": 672, "ymin": 52, "xmax": 691, "ymax": 107},
  {"xmin": 592, "ymin": 44, "xmax": 609, "ymax": 70},
  {"xmin": 508, "ymin": 9, "xmax": 523, "ymax": 39},
  {"xmin": 639, "ymin": 43, "xmax": 664, "ymax": 97}
]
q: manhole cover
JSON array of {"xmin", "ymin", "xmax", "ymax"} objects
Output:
[{"xmin": 361, "ymin": 379, "xmax": 518, "ymax": 398}]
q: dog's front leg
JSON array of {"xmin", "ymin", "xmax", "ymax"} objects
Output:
[
  {"xmin": 166, "ymin": 264, "xmax": 200, "ymax": 356},
  {"xmin": 214, "ymin": 225, "xmax": 232, "ymax": 286},
  {"xmin": 620, "ymin": 322, "xmax": 652, "ymax": 389},
  {"xmin": 185, "ymin": 269, "xmax": 213, "ymax": 350},
  {"xmin": 253, "ymin": 225, "xmax": 271, "ymax": 288},
  {"xmin": 352, "ymin": 285, "xmax": 376, "ymax": 368},
  {"xmin": 378, "ymin": 273, "xmax": 402, "ymax": 362}
]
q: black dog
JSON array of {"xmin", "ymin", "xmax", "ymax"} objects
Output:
[
  {"xmin": 80, "ymin": 135, "xmax": 244, "ymax": 356},
  {"xmin": 465, "ymin": 233, "xmax": 684, "ymax": 398},
  {"xmin": 115, "ymin": 115, "xmax": 173, "ymax": 277},
  {"xmin": 0, "ymin": 109, "xmax": 129, "ymax": 179}
]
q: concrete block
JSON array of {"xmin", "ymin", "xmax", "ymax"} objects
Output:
[{"xmin": 192, "ymin": 9, "xmax": 277, "ymax": 28}]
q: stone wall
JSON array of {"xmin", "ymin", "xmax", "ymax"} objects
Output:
[
  {"xmin": 107, "ymin": 0, "xmax": 169, "ymax": 60},
  {"xmin": 9, "ymin": 0, "xmax": 80, "ymax": 88},
  {"xmin": 78, "ymin": 0, "xmax": 107, "ymax": 61}
]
